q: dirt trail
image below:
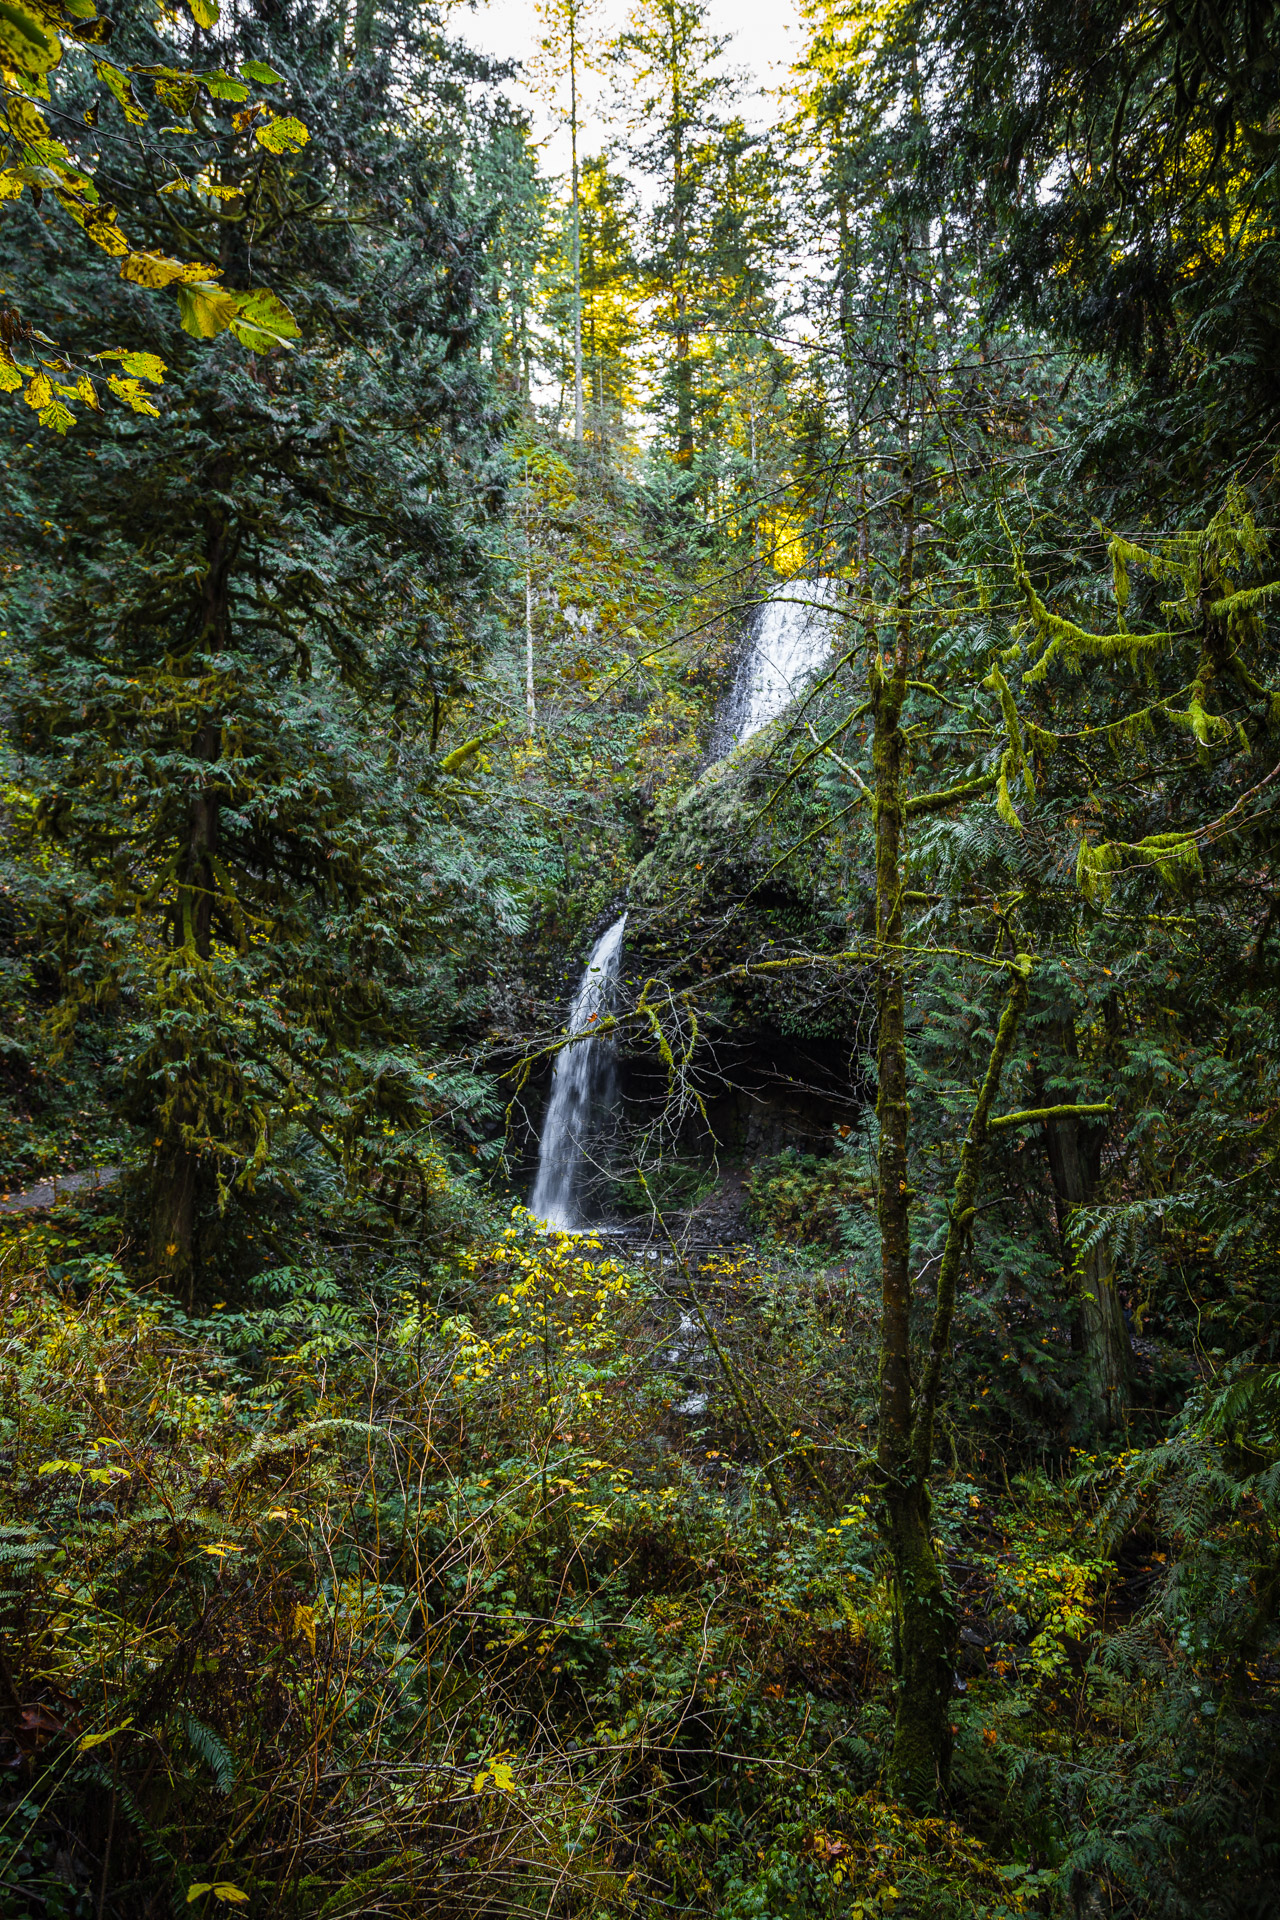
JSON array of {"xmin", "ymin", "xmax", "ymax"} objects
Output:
[{"xmin": 0, "ymin": 1167, "xmax": 120, "ymax": 1215}]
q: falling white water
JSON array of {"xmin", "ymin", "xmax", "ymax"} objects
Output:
[
  {"xmin": 718, "ymin": 578, "xmax": 842, "ymax": 747},
  {"xmin": 529, "ymin": 913, "xmax": 628, "ymax": 1230}
]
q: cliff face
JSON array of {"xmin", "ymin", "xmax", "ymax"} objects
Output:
[{"xmin": 612, "ymin": 718, "xmax": 872, "ymax": 1200}]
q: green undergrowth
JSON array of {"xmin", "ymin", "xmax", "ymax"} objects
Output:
[{"xmin": 0, "ymin": 1208, "xmax": 1276, "ymax": 1918}]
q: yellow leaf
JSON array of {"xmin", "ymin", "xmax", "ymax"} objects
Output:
[
  {"xmin": 24, "ymin": 369, "xmax": 52, "ymax": 408},
  {"xmin": 39, "ymin": 397, "xmax": 74, "ymax": 431},
  {"xmin": 100, "ymin": 348, "xmax": 165, "ymax": 383},
  {"xmin": 153, "ymin": 75, "xmax": 197, "ymax": 114},
  {"xmin": 0, "ymin": 169, "xmax": 24, "ymax": 202},
  {"xmin": 0, "ymin": 349, "xmax": 24, "ymax": 391},
  {"xmin": 199, "ymin": 1542, "xmax": 243, "ymax": 1557},
  {"xmin": 0, "ymin": 2, "xmax": 62, "ymax": 79},
  {"xmin": 121, "ymin": 251, "xmax": 219, "ymax": 289},
  {"xmin": 186, "ymin": 0, "xmax": 219, "ymax": 23},
  {"xmin": 229, "ymin": 287, "xmax": 299, "ymax": 351},
  {"xmin": 4, "ymin": 93, "xmax": 51, "ymax": 141},
  {"xmin": 187, "ymin": 1887, "xmax": 248, "ymax": 1906},
  {"xmin": 254, "ymin": 114, "xmax": 307, "ymax": 155},
  {"xmin": 92, "ymin": 59, "xmax": 148, "ymax": 125},
  {"xmin": 292, "ymin": 1602, "xmax": 316, "ymax": 1654},
  {"xmin": 78, "ymin": 1718, "xmax": 133, "ymax": 1751},
  {"xmin": 106, "ymin": 373, "xmax": 160, "ymax": 417},
  {"xmin": 175, "ymin": 280, "xmax": 242, "ymax": 339},
  {"xmin": 82, "ymin": 213, "xmax": 129, "ymax": 257}
]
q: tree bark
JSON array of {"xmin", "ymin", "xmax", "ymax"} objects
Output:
[
  {"xmin": 872, "ymin": 270, "xmax": 1032, "ymax": 1804},
  {"xmin": 151, "ymin": 488, "xmax": 232, "ymax": 1300},
  {"xmin": 1042, "ymin": 1022, "xmax": 1129, "ymax": 1436},
  {"xmin": 569, "ymin": 5, "xmax": 584, "ymax": 445},
  {"xmin": 872, "ymin": 383, "xmax": 935, "ymax": 1801},
  {"xmin": 669, "ymin": 65, "xmax": 694, "ymax": 471}
]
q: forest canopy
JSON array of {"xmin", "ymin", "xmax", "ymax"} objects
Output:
[{"xmin": 0, "ymin": 0, "xmax": 1278, "ymax": 1915}]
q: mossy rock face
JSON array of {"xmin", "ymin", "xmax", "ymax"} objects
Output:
[
  {"xmin": 618, "ymin": 722, "xmax": 871, "ymax": 1152},
  {"xmin": 626, "ymin": 720, "xmax": 866, "ymax": 1040}
]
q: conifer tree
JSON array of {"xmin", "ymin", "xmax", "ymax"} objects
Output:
[
  {"xmin": 577, "ymin": 154, "xmax": 641, "ymax": 454},
  {"xmin": 0, "ymin": 0, "xmax": 516, "ymax": 1292},
  {"xmin": 533, "ymin": 0, "xmax": 603, "ymax": 444},
  {"xmin": 612, "ymin": 0, "xmax": 735, "ymax": 479}
]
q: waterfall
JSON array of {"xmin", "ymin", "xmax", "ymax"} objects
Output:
[
  {"xmin": 717, "ymin": 578, "xmax": 841, "ymax": 747},
  {"xmin": 528, "ymin": 580, "xmax": 838, "ymax": 1232},
  {"xmin": 529, "ymin": 913, "xmax": 628, "ymax": 1230}
]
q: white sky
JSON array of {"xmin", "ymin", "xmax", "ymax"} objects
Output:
[{"xmin": 453, "ymin": 0, "xmax": 803, "ymax": 174}]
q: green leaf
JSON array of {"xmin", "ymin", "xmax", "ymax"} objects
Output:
[
  {"xmin": 201, "ymin": 69, "xmax": 249, "ymax": 101},
  {"xmin": 228, "ymin": 287, "xmax": 299, "ymax": 351},
  {"xmin": 239, "ymin": 59, "xmax": 282, "ymax": 83},
  {"xmin": 254, "ymin": 114, "xmax": 308, "ymax": 154},
  {"xmin": 186, "ymin": 0, "xmax": 219, "ymax": 25}
]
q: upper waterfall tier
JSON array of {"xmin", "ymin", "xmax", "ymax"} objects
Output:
[{"xmin": 723, "ymin": 579, "xmax": 841, "ymax": 745}]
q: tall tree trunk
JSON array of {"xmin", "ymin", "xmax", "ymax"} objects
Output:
[
  {"xmin": 524, "ymin": 460, "xmax": 536, "ymax": 737},
  {"xmin": 887, "ymin": 963, "xmax": 1030, "ymax": 1804},
  {"xmin": 151, "ymin": 718, "xmax": 221, "ymax": 1305},
  {"xmin": 570, "ymin": 11, "xmax": 584, "ymax": 446},
  {"xmin": 525, "ymin": 568, "xmax": 536, "ymax": 738},
  {"xmin": 674, "ymin": 293, "xmax": 693, "ymax": 467},
  {"xmin": 670, "ymin": 74, "xmax": 693, "ymax": 471},
  {"xmin": 1042, "ymin": 1022, "xmax": 1129, "ymax": 1436},
  {"xmin": 151, "ymin": 491, "xmax": 231, "ymax": 1300},
  {"xmin": 872, "ymin": 370, "xmax": 930, "ymax": 1799},
  {"xmin": 872, "ymin": 260, "xmax": 1031, "ymax": 1807},
  {"xmin": 870, "ymin": 599, "xmax": 960, "ymax": 1806}
]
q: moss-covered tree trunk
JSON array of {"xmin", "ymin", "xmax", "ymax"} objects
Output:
[
  {"xmin": 1042, "ymin": 1031, "xmax": 1129, "ymax": 1435},
  {"xmin": 871, "ymin": 373, "xmax": 1033, "ymax": 1802},
  {"xmin": 150, "ymin": 490, "xmax": 232, "ymax": 1301},
  {"xmin": 869, "ymin": 424, "xmax": 953, "ymax": 1806},
  {"xmin": 871, "ymin": 555, "xmax": 962, "ymax": 1800}
]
